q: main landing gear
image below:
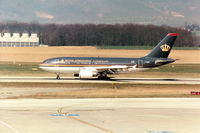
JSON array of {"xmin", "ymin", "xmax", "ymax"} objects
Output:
[
  {"xmin": 56, "ymin": 73, "xmax": 60, "ymax": 79},
  {"xmin": 98, "ymin": 72, "xmax": 110, "ymax": 80}
]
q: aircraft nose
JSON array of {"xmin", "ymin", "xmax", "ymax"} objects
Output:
[
  {"xmin": 39, "ymin": 62, "xmax": 47, "ymax": 69},
  {"xmin": 39, "ymin": 63, "xmax": 43, "ymax": 69}
]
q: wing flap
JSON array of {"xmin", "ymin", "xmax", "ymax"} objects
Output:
[{"xmin": 90, "ymin": 65, "xmax": 137, "ymax": 74}]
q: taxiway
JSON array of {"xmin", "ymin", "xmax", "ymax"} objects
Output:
[{"xmin": 0, "ymin": 98, "xmax": 200, "ymax": 133}]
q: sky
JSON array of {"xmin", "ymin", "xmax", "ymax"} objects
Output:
[{"xmin": 0, "ymin": 0, "xmax": 200, "ymax": 26}]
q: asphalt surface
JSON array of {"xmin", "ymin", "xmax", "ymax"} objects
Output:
[
  {"xmin": 0, "ymin": 77, "xmax": 199, "ymax": 84},
  {"xmin": 0, "ymin": 98, "xmax": 200, "ymax": 133}
]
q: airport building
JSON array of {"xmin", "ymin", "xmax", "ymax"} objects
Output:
[{"xmin": 0, "ymin": 33, "xmax": 39, "ymax": 47}]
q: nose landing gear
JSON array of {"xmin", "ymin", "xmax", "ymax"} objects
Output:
[{"xmin": 56, "ymin": 73, "xmax": 60, "ymax": 79}]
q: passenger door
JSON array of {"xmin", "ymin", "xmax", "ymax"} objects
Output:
[{"xmin": 138, "ymin": 60, "xmax": 143, "ymax": 68}]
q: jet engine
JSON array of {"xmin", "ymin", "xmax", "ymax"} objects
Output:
[{"xmin": 75, "ymin": 69, "xmax": 97, "ymax": 78}]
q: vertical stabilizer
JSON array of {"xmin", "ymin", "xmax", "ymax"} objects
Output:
[{"xmin": 146, "ymin": 33, "xmax": 178, "ymax": 58}]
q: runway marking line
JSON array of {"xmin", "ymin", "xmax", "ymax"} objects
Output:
[
  {"xmin": 0, "ymin": 120, "xmax": 22, "ymax": 133},
  {"xmin": 57, "ymin": 106, "xmax": 113, "ymax": 133}
]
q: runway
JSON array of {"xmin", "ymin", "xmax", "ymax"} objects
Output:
[
  {"xmin": 0, "ymin": 98, "xmax": 200, "ymax": 133},
  {"xmin": 0, "ymin": 76, "xmax": 199, "ymax": 84}
]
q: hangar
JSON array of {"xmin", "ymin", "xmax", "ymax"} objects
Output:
[{"xmin": 0, "ymin": 33, "xmax": 39, "ymax": 47}]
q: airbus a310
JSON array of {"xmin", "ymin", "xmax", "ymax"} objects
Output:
[{"xmin": 39, "ymin": 33, "xmax": 178, "ymax": 79}]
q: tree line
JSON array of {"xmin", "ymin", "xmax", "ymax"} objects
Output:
[{"xmin": 0, "ymin": 21, "xmax": 196, "ymax": 47}]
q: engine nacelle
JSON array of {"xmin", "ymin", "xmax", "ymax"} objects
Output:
[{"xmin": 78, "ymin": 69, "xmax": 96, "ymax": 78}]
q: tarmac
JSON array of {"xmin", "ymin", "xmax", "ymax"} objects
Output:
[
  {"xmin": 0, "ymin": 98, "xmax": 200, "ymax": 133},
  {"xmin": 0, "ymin": 76, "xmax": 199, "ymax": 84}
]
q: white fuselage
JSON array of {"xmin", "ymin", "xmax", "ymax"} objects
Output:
[{"xmin": 39, "ymin": 65, "xmax": 149, "ymax": 74}]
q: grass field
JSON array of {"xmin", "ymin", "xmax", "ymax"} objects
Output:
[
  {"xmin": 1, "ymin": 83, "xmax": 199, "ymax": 98},
  {"xmin": 0, "ymin": 63, "xmax": 199, "ymax": 78}
]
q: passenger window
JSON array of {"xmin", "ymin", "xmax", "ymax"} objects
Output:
[{"xmin": 60, "ymin": 59, "xmax": 65, "ymax": 63}]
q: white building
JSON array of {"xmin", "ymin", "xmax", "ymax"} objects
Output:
[{"xmin": 0, "ymin": 33, "xmax": 39, "ymax": 47}]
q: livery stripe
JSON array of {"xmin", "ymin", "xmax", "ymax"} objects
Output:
[{"xmin": 39, "ymin": 63, "xmax": 134, "ymax": 67}]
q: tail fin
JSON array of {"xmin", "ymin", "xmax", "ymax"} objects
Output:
[{"xmin": 146, "ymin": 33, "xmax": 178, "ymax": 58}]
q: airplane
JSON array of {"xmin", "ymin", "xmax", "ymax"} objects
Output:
[{"xmin": 39, "ymin": 33, "xmax": 178, "ymax": 79}]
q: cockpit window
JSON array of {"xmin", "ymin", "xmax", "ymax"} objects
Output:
[
  {"xmin": 42, "ymin": 59, "xmax": 50, "ymax": 64},
  {"xmin": 42, "ymin": 58, "xmax": 60, "ymax": 64}
]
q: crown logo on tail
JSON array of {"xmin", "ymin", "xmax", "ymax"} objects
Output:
[{"xmin": 160, "ymin": 44, "xmax": 170, "ymax": 52}]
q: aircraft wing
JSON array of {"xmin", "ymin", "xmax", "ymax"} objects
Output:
[{"xmin": 87, "ymin": 65, "xmax": 137, "ymax": 74}]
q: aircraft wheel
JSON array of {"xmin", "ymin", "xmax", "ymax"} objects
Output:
[
  {"xmin": 56, "ymin": 74, "xmax": 60, "ymax": 79},
  {"xmin": 97, "ymin": 75, "xmax": 109, "ymax": 80}
]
